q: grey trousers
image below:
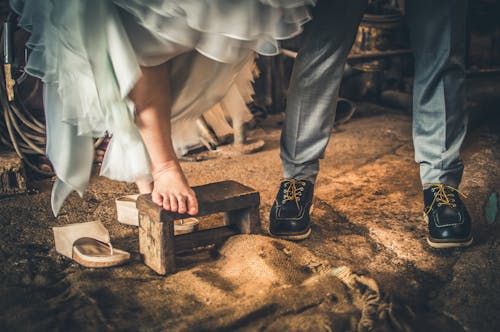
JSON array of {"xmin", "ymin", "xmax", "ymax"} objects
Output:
[{"xmin": 281, "ymin": 0, "xmax": 468, "ymax": 188}]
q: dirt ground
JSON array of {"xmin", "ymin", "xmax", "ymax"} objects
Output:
[{"xmin": 0, "ymin": 103, "xmax": 499, "ymax": 331}]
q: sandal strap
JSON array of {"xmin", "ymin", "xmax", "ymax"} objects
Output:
[{"xmin": 53, "ymin": 220, "xmax": 111, "ymax": 259}]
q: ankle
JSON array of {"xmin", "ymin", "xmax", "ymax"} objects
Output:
[
  {"xmin": 152, "ymin": 160, "xmax": 181, "ymax": 178},
  {"xmin": 136, "ymin": 180, "xmax": 153, "ymax": 194}
]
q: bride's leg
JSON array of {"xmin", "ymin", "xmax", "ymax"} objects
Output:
[
  {"xmin": 129, "ymin": 62, "xmax": 198, "ymax": 215},
  {"xmin": 136, "ymin": 178, "xmax": 153, "ymax": 194}
]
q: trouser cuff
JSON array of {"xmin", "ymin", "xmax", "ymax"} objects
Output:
[
  {"xmin": 420, "ymin": 164, "xmax": 463, "ymax": 188},
  {"xmin": 282, "ymin": 161, "xmax": 319, "ymax": 184}
]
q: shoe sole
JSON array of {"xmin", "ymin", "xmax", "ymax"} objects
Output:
[
  {"xmin": 270, "ymin": 228, "xmax": 312, "ymax": 241},
  {"xmin": 423, "ymin": 213, "xmax": 473, "ymax": 249},
  {"xmin": 269, "ymin": 204, "xmax": 314, "ymax": 241},
  {"xmin": 427, "ymin": 237, "xmax": 473, "ymax": 249}
]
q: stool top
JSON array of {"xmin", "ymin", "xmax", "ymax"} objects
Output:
[{"xmin": 136, "ymin": 180, "xmax": 260, "ymax": 221}]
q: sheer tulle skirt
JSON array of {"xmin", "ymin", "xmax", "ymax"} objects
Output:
[{"xmin": 10, "ymin": 0, "xmax": 314, "ymax": 214}]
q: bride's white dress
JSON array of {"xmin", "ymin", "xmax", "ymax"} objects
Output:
[{"xmin": 10, "ymin": 0, "xmax": 314, "ymax": 214}]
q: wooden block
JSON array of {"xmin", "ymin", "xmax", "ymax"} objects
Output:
[
  {"xmin": 224, "ymin": 205, "xmax": 259, "ymax": 234},
  {"xmin": 138, "ymin": 212, "xmax": 176, "ymax": 275}
]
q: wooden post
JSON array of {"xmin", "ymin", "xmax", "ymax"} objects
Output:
[
  {"xmin": 224, "ymin": 205, "xmax": 259, "ymax": 234},
  {"xmin": 138, "ymin": 207, "xmax": 176, "ymax": 275}
]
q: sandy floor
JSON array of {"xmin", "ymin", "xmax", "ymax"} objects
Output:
[{"xmin": 0, "ymin": 104, "xmax": 499, "ymax": 331}]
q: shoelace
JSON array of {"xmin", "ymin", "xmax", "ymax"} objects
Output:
[
  {"xmin": 282, "ymin": 179, "xmax": 306, "ymax": 210},
  {"xmin": 425, "ymin": 184, "xmax": 467, "ymax": 215}
]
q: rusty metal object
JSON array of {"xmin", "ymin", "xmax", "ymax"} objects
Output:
[
  {"xmin": 0, "ymin": 150, "xmax": 28, "ymax": 196},
  {"xmin": 1, "ymin": 14, "xmax": 53, "ymax": 176},
  {"xmin": 282, "ymin": 48, "xmax": 412, "ymax": 62},
  {"xmin": 350, "ymin": 8, "xmax": 404, "ymax": 71},
  {"xmin": 335, "ymin": 98, "xmax": 356, "ymax": 125}
]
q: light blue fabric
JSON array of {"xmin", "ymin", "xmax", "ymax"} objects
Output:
[
  {"xmin": 281, "ymin": 0, "xmax": 367, "ymax": 183},
  {"xmin": 407, "ymin": 0, "xmax": 467, "ymax": 187},
  {"xmin": 44, "ymin": 84, "xmax": 94, "ymax": 214},
  {"xmin": 281, "ymin": 0, "xmax": 467, "ymax": 188}
]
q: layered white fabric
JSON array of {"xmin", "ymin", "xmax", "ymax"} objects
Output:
[{"xmin": 10, "ymin": 0, "xmax": 314, "ymax": 215}]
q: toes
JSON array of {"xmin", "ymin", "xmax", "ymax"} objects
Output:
[
  {"xmin": 187, "ymin": 192, "xmax": 198, "ymax": 215},
  {"xmin": 169, "ymin": 195, "xmax": 178, "ymax": 212},
  {"xmin": 162, "ymin": 195, "xmax": 171, "ymax": 211},
  {"xmin": 152, "ymin": 192, "xmax": 163, "ymax": 207},
  {"xmin": 177, "ymin": 195, "xmax": 187, "ymax": 214}
]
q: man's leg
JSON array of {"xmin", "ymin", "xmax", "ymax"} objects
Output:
[
  {"xmin": 281, "ymin": 0, "xmax": 367, "ymax": 183},
  {"xmin": 407, "ymin": 0, "xmax": 472, "ymax": 248},
  {"xmin": 270, "ymin": 0, "xmax": 367, "ymax": 240}
]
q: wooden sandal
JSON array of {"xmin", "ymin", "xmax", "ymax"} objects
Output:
[{"xmin": 53, "ymin": 221, "xmax": 130, "ymax": 268}]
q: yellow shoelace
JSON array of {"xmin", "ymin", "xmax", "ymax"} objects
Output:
[
  {"xmin": 425, "ymin": 184, "xmax": 467, "ymax": 215},
  {"xmin": 282, "ymin": 179, "xmax": 306, "ymax": 210}
]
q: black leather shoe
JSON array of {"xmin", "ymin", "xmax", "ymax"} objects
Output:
[
  {"xmin": 424, "ymin": 184, "xmax": 473, "ymax": 248},
  {"xmin": 269, "ymin": 179, "xmax": 314, "ymax": 240}
]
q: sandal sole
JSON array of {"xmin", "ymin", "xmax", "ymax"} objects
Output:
[{"xmin": 73, "ymin": 248, "xmax": 130, "ymax": 268}]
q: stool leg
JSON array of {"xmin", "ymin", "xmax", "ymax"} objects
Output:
[
  {"xmin": 139, "ymin": 212, "xmax": 176, "ymax": 275},
  {"xmin": 224, "ymin": 205, "xmax": 260, "ymax": 234}
]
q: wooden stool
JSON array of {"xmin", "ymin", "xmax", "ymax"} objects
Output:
[{"xmin": 137, "ymin": 180, "xmax": 260, "ymax": 275}]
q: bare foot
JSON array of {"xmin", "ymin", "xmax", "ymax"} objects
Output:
[{"xmin": 151, "ymin": 161, "xmax": 198, "ymax": 215}]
